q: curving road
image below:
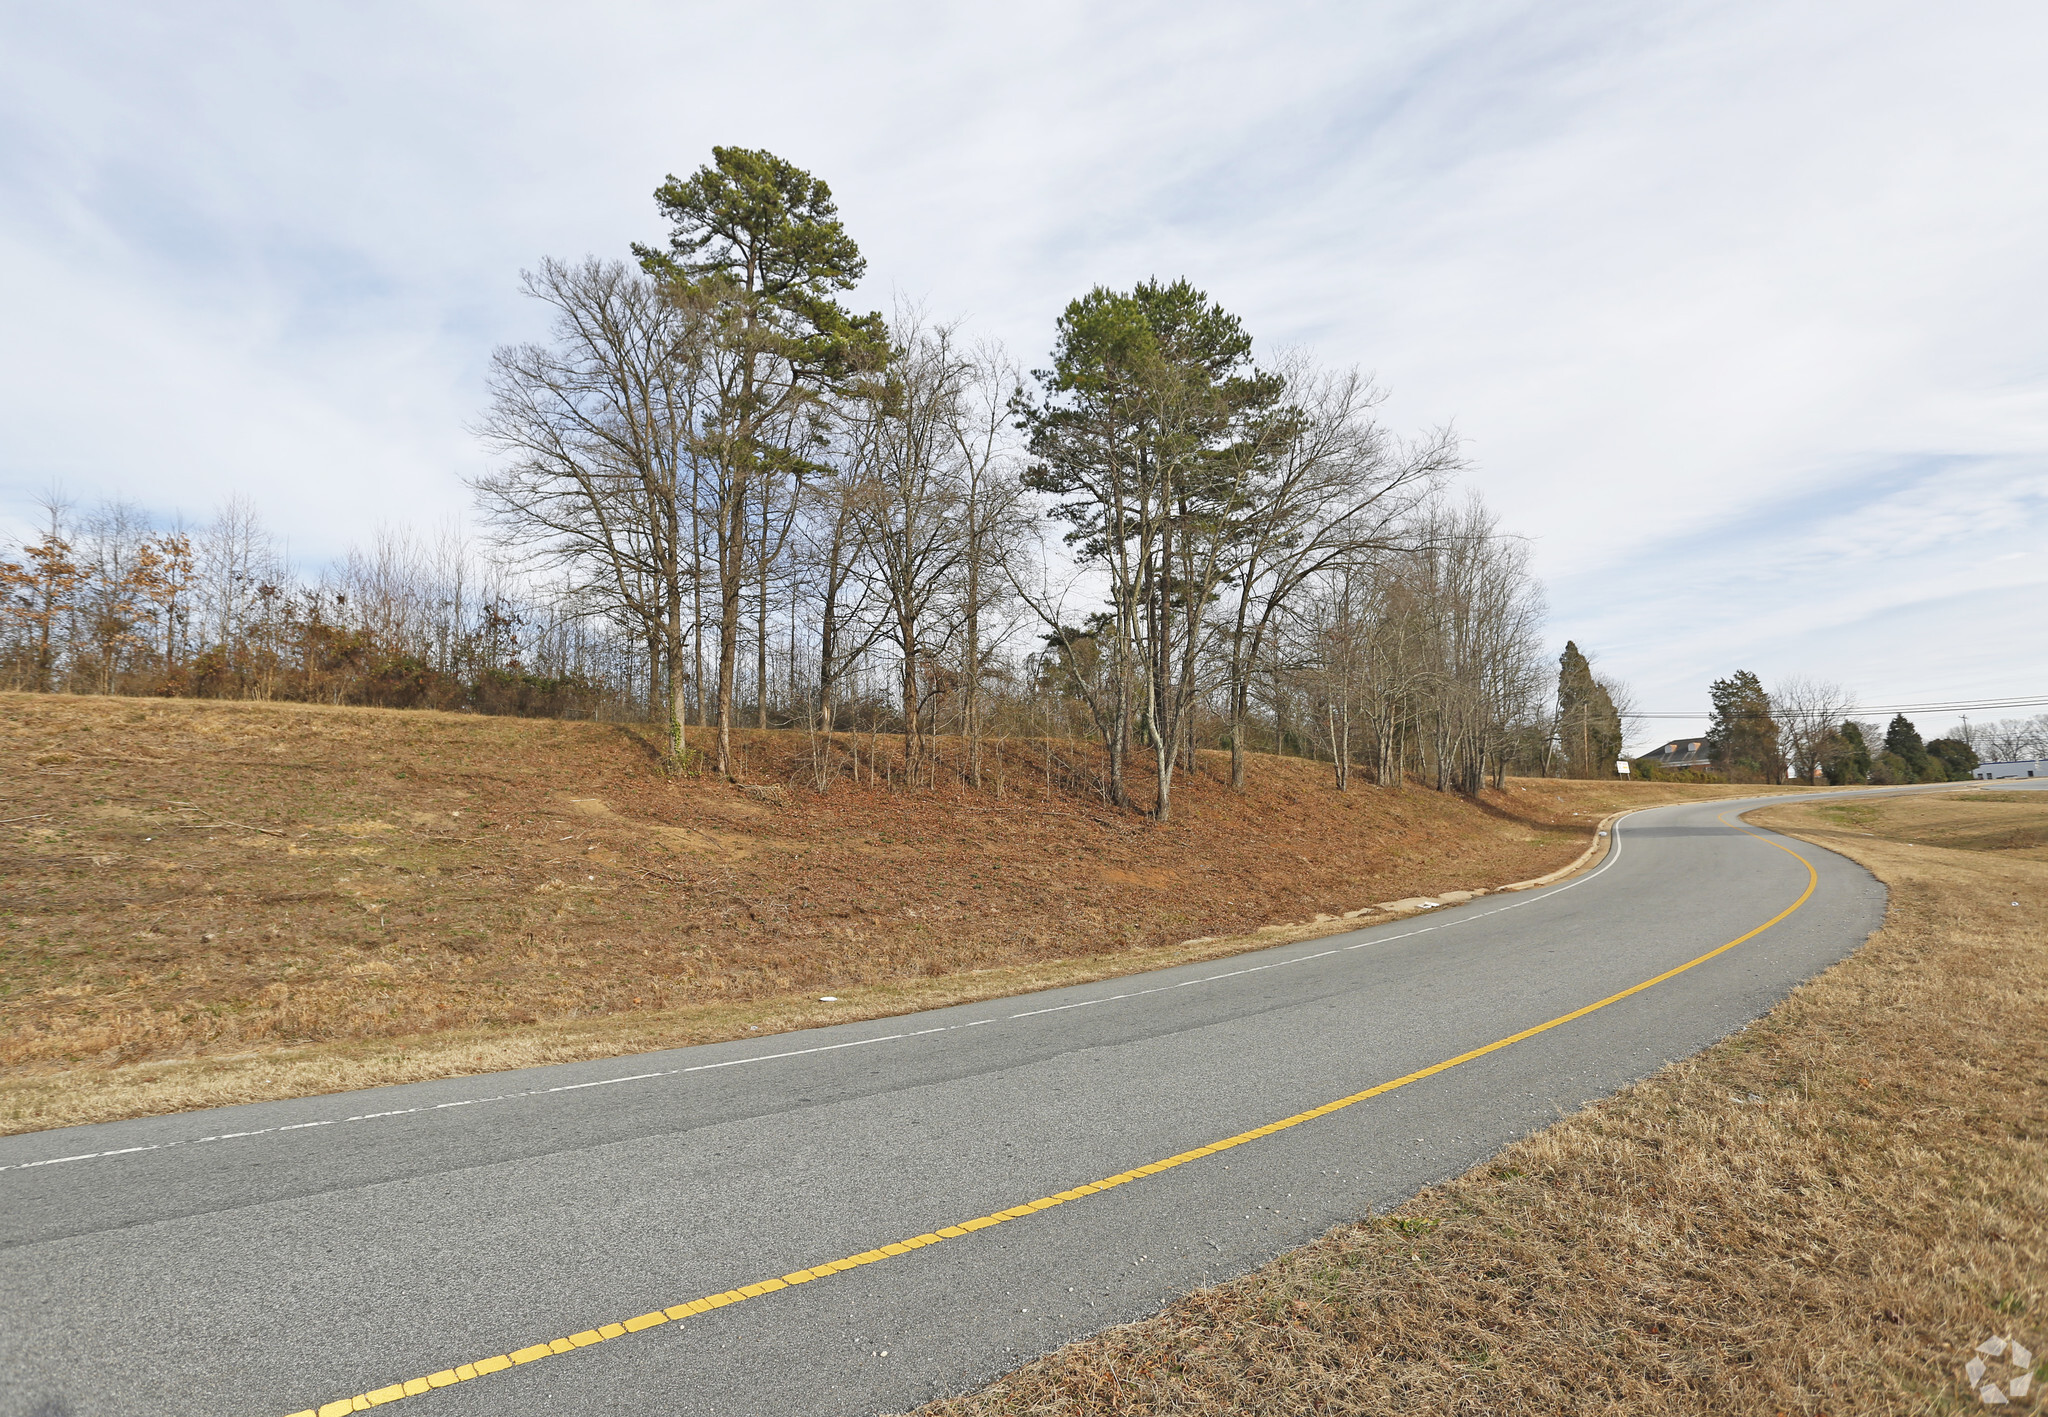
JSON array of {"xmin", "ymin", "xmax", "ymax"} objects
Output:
[{"xmin": 2, "ymin": 794, "xmax": 1897, "ymax": 1416}]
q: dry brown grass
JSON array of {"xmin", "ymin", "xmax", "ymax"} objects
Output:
[
  {"xmin": 907, "ymin": 791, "xmax": 2048, "ymax": 1416},
  {"xmin": 0, "ymin": 693, "xmax": 1800, "ymax": 1134},
  {"xmin": 1806, "ymin": 791, "xmax": 2048, "ymax": 859}
]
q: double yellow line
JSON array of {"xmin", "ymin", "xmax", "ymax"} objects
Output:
[{"xmin": 289, "ymin": 812, "xmax": 1819, "ymax": 1416}]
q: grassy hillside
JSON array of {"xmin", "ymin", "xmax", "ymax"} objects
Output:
[{"xmin": 2, "ymin": 693, "xmax": 1797, "ymax": 1130}]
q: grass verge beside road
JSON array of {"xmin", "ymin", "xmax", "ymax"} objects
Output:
[{"xmin": 908, "ymin": 790, "xmax": 2048, "ymax": 1416}]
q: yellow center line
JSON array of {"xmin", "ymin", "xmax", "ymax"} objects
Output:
[{"xmin": 284, "ymin": 810, "xmax": 1819, "ymax": 1417}]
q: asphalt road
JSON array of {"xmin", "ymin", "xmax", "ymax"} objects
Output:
[{"xmin": 2, "ymin": 793, "xmax": 1896, "ymax": 1417}]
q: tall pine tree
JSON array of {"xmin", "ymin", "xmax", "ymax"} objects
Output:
[
  {"xmin": 1882, "ymin": 714, "xmax": 1936, "ymax": 782},
  {"xmin": 1555, "ymin": 641, "xmax": 1621, "ymax": 778},
  {"xmin": 1821, "ymin": 721, "xmax": 1871, "ymax": 785},
  {"xmin": 631, "ymin": 146, "xmax": 888, "ymax": 776},
  {"xmin": 1015, "ymin": 278, "xmax": 1287, "ymax": 819},
  {"xmin": 1705, "ymin": 670, "xmax": 1784, "ymax": 782}
]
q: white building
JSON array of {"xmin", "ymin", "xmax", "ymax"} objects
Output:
[{"xmin": 1972, "ymin": 759, "xmax": 2046, "ymax": 780}]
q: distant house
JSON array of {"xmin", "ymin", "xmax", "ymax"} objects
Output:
[
  {"xmin": 1639, "ymin": 738, "xmax": 1712, "ymax": 771},
  {"xmin": 1972, "ymin": 759, "xmax": 2046, "ymax": 780}
]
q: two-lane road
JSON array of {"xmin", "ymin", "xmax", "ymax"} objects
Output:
[{"xmin": 3, "ymin": 795, "xmax": 1892, "ymax": 1416}]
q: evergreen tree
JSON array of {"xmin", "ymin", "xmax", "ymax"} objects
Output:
[
  {"xmin": 1555, "ymin": 640, "xmax": 1621, "ymax": 778},
  {"xmin": 1705, "ymin": 669, "xmax": 1784, "ymax": 782},
  {"xmin": 1883, "ymin": 714, "xmax": 1935, "ymax": 782},
  {"xmin": 630, "ymin": 146, "xmax": 888, "ymax": 776},
  {"xmin": 1015, "ymin": 277, "xmax": 1288, "ymax": 818},
  {"xmin": 1927, "ymin": 736, "xmax": 1979, "ymax": 781},
  {"xmin": 1822, "ymin": 720, "xmax": 1871, "ymax": 785}
]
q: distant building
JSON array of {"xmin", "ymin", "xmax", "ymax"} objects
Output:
[
  {"xmin": 1972, "ymin": 759, "xmax": 2046, "ymax": 780},
  {"xmin": 1638, "ymin": 738, "xmax": 1712, "ymax": 771}
]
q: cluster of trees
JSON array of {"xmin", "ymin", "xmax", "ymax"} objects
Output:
[
  {"xmin": 466, "ymin": 146, "xmax": 1571, "ymax": 817},
  {"xmin": 1647, "ymin": 670, "xmax": 1982, "ymax": 784},
  {"xmin": 0, "ymin": 497, "xmax": 620, "ymax": 715},
  {"xmin": 1820, "ymin": 715, "xmax": 1979, "ymax": 785},
  {"xmin": 5, "ymin": 146, "xmax": 1628, "ymax": 816},
  {"xmin": 1958, "ymin": 713, "xmax": 2048, "ymax": 764}
]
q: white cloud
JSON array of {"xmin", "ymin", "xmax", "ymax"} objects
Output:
[{"xmin": 2, "ymin": 0, "xmax": 2044, "ymax": 725}]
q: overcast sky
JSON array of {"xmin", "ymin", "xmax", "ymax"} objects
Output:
[{"xmin": 3, "ymin": 2, "xmax": 2043, "ymax": 747}]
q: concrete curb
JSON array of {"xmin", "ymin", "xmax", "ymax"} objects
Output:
[
  {"xmin": 1494, "ymin": 809, "xmax": 1629, "ymax": 892},
  {"xmin": 1234, "ymin": 809, "xmax": 1634, "ymax": 948}
]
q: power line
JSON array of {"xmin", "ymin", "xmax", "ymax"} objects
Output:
[{"xmin": 1631, "ymin": 694, "xmax": 2048, "ymax": 721}]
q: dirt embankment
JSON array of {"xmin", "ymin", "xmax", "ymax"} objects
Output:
[
  {"xmin": 1, "ymin": 693, "xmax": 1794, "ymax": 1132},
  {"xmin": 908, "ymin": 789, "xmax": 2048, "ymax": 1416}
]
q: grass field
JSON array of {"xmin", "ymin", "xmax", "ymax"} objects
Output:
[
  {"xmin": 907, "ymin": 788, "xmax": 2048, "ymax": 1415},
  {"xmin": 0, "ymin": 693, "xmax": 1798, "ymax": 1134}
]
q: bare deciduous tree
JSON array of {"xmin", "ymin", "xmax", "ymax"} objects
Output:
[
  {"xmin": 1218, "ymin": 360, "xmax": 1454, "ymax": 791},
  {"xmin": 1772, "ymin": 675, "xmax": 1855, "ymax": 782},
  {"xmin": 952, "ymin": 343, "xmax": 1030, "ymax": 789},
  {"xmin": 846, "ymin": 313, "xmax": 973, "ymax": 782},
  {"xmin": 472, "ymin": 257, "xmax": 702, "ymax": 761}
]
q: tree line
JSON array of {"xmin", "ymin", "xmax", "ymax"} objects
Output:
[
  {"xmin": 1958, "ymin": 713, "xmax": 2048, "ymax": 765},
  {"xmin": 465, "ymin": 146, "xmax": 1581, "ymax": 817},
  {"xmin": 1633, "ymin": 670, "xmax": 1985, "ymax": 784},
  {"xmin": 0, "ymin": 496, "xmax": 622, "ymax": 716},
  {"xmin": 6, "ymin": 145, "xmax": 1628, "ymax": 817}
]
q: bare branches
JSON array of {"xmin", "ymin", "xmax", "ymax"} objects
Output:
[
  {"xmin": 843, "ymin": 311, "xmax": 974, "ymax": 781},
  {"xmin": 9, "ymin": 167, "xmax": 1572, "ymax": 817},
  {"xmin": 1219, "ymin": 358, "xmax": 1456, "ymax": 791},
  {"xmin": 471, "ymin": 257, "xmax": 704, "ymax": 760},
  {"xmin": 1772, "ymin": 676, "xmax": 1856, "ymax": 782}
]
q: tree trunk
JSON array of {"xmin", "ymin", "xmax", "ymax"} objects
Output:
[
  {"xmin": 716, "ymin": 511, "xmax": 743, "ymax": 777},
  {"xmin": 1109, "ymin": 674, "xmax": 1131, "ymax": 809},
  {"xmin": 754, "ymin": 607, "xmax": 769, "ymax": 728},
  {"xmin": 1148, "ymin": 643, "xmax": 1175, "ymax": 821},
  {"xmin": 900, "ymin": 626, "xmax": 920, "ymax": 787},
  {"xmin": 664, "ymin": 588, "xmax": 687, "ymax": 763},
  {"xmin": 646, "ymin": 628, "xmax": 663, "ymax": 729},
  {"xmin": 755, "ymin": 491, "xmax": 770, "ymax": 731},
  {"xmin": 1330, "ymin": 701, "xmax": 1350, "ymax": 790},
  {"xmin": 1150, "ymin": 680, "xmax": 1175, "ymax": 821},
  {"xmin": 964, "ymin": 546, "xmax": 982, "ymax": 791},
  {"xmin": 818, "ymin": 587, "xmax": 840, "ymax": 740},
  {"xmin": 692, "ymin": 532, "xmax": 707, "ymax": 728},
  {"xmin": 1229, "ymin": 679, "xmax": 1248, "ymax": 790}
]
